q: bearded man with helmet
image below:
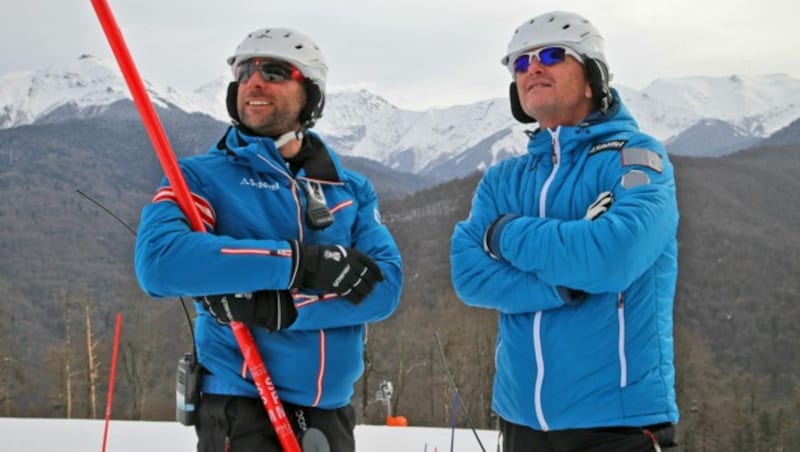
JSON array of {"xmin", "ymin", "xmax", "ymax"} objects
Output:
[
  {"xmin": 451, "ymin": 11, "xmax": 680, "ymax": 451},
  {"xmin": 134, "ymin": 28, "xmax": 402, "ymax": 452}
]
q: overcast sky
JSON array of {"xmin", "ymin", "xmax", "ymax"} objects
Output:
[{"xmin": 2, "ymin": 0, "xmax": 798, "ymax": 110}]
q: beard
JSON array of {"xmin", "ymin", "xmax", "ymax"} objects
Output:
[{"xmin": 237, "ymin": 87, "xmax": 306, "ymax": 137}]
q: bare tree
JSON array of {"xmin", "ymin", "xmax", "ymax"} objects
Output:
[
  {"xmin": 431, "ymin": 292, "xmax": 496, "ymax": 429},
  {"xmin": 121, "ymin": 288, "xmax": 156, "ymax": 419},
  {"xmin": 389, "ymin": 332, "xmax": 426, "ymax": 418},
  {"xmin": 84, "ymin": 300, "xmax": 99, "ymax": 418},
  {"xmin": 65, "ymin": 292, "xmax": 73, "ymax": 418},
  {"xmin": 0, "ymin": 356, "xmax": 22, "ymax": 416},
  {"xmin": 359, "ymin": 324, "xmax": 375, "ymax": 420},
  {"xmin": 0, "ymin": 306, "xmax": 22, "ymax": 416}
]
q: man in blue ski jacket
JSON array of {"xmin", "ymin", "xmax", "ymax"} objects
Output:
[
  {"xmin": 134, "ymin": 27, "xmax": 402, "ymax": 451},
  {"xmin": 450, "ymin": 11, "xmax": 680, "ymax": 452}
]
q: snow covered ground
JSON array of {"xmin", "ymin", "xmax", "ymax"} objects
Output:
[{"xmin": 0, "ymin": 417, "xmax": 499, "ymax": 451}]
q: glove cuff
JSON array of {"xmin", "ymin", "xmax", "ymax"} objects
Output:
[
  {"xmin": 556, "ymin": 286, "xmax": 588, "ymax": 305},
  {"xmin": 288, "ymin": 241, "xmax": 321, "ymax": 289},
  {"xmin": 484, "ymin": 214, "xmax": 520, "ymax": 262}
]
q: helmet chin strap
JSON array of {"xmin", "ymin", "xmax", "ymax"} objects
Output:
[{"xmin": 273, "ymin": 129, "xmax": 304, "ymax": 149}]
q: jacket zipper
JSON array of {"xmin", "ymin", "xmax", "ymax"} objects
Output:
[
  {"xmin": 255, "ymin": 154, "xmax": 305, "ymax": 241},
  {"xmin": 532, "ymin": 312, "xmax": 548, "ymax": 430},
  {"xmin": 618, "ymin": 292, "xmax": 628, "ymax": 388},
  {"xmin": 538, "ymin": 128, "xmax": 561, "ymax": 217},
  {"xmin": 532, "ymin": 127, "xmax": 562, "ymax": 431}
]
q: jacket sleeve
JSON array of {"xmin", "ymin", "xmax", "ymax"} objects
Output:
[
  {"xmin": 134, "ymin": 163, "xmax": 295, "ymax": 298},
  {"xmin": 450, "ymin": 167, "xmax": 571, "ymax": 314},
  {"xmin": 287, "ymin": 177, "xmax": 403, "ymax": 330},
  {"xmin": 494, "ymin": 142, "xmax": 679, "ymax": 293}
]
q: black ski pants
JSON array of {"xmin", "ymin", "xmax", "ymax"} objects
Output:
[
  {"xmin": 196, "ymin": 393, "xmax": 355, "ymax": 452},
  {"xmin": 500, "ymin": 417, "xmax": 679, "ymax": 452}
]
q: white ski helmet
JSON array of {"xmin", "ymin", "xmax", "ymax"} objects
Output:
[
  {"xmin": 226, "ymin": 28, "xmax": 328, "ymax": 128},
  {"xmin": 501, "ymin": 11, "xmax": 606, "ymax": 74},
  {"xmin": 502, "ymin": 11, "xmax": 613, "ymax": 122}
]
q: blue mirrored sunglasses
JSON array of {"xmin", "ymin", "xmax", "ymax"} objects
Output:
[
  {"xmin": 512, "ymin": 46, "xmax": 584, "ymax": 73},
  {"xmin": 235, "ymin": 58, "xmax": 305, "ymax": 83}
]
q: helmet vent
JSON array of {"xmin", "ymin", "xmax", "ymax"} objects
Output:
[
  {"xmin": 562, "ymin": 24, "xmax": 571, "ymax": 30},
  {"xmin": 295, "ymin": 44, "xmax": 304, "ymax": 49}
]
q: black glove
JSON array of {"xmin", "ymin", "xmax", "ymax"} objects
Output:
[
  {"xmin": 201, "ymin": 290, "xmax": 297, "ymax": 332},
  {"xmin": 289, "ymin": 241, "xmax": 384, "ymax": 304}
]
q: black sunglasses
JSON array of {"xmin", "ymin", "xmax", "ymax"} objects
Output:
[{"xmin": 235, "ymin": 58, "xmax": 305, "ymax": 83}]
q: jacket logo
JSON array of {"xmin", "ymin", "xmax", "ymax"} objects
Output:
[
  {"xmin": 589, "ymin": 140, "xmax": 628, "ymax": 155},
  {"xmin": 323, "ymin": 249, "xmax": 342, "ymax": 262},
  {"xmin": 240, "ymin": 178, "xmax": 279, "ymax": 191}
]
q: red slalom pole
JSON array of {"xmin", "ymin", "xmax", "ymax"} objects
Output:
[
  {"xmin": 101, "ymin": 312, "xmax": 122, "ymax": 452},
  {"xmin": 89, "ymin": 1, "xmax": 301, "ymax": 450}
]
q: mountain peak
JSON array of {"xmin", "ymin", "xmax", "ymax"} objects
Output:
[
  {"xmin": 637, "ymin": 74, "xmax": 800, "ymax": 137},
  {"xmin": 0, "ymin": 55, "xmax": 227, "ymax": 129}
]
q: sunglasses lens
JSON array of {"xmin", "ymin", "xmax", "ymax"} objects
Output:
[
  {"xmin": 538, "ymin": 47, "xmax": 566, "ymax": 66},
  {"xmin": 259, "ymin": 63, "xmax": 292, "ymax": 82},
  {"xmin": 235, "ymin": 60, "xmax": 256, "ymax": 82},
  {"xmin": 236, "ymin": 59, "xmax": 297, "ymax": 83},
  {"xmin": 513, "ymin": 54, "xmax": 531, "ymax": 74}
]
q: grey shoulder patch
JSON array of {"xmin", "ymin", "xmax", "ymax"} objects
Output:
[
  {"xmin": 621, "ymin": 170, "xmax": 650, "ymax": 189},
  {"xmin": 621, "ymin": 147, "xmax": 663, "ymax": 173},
  {"xmin": 589, "ymin": 139, "xmax": 628, "ymax": 155}
]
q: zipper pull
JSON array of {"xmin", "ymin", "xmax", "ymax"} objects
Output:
[{"xmin": 548, "ymin": 129, "xmax": 560, "ymax": 165}]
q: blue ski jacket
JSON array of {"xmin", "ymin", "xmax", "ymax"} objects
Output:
[
  {"xmin": 135, "ymin": 127, "xmax": 402, "ymax": 409},
  {"xmin": 451, "ymin": 90, "xmax": 679, "ymax": 430}
]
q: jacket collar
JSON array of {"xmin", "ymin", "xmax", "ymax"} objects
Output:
[
  {"xmin": 216, "ymin": 127, "xmax": 345, "ymax": 183},
  {"xmin": 526, "ymin": 88, "xmax": 639, "ymax": 154}
]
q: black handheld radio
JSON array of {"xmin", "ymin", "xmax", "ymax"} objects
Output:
[
  {"xmin": 303, "ymin": 180, "xmax": 334, "ymax": 230},
  {"xmin": 176, "ymin": 352, "xmax": 201, "ymax": 426}
]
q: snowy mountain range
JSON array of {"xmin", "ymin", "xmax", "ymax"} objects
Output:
[{"xmin": 2, "ymin": 54, "xmax": 799, "ymax": 177}]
